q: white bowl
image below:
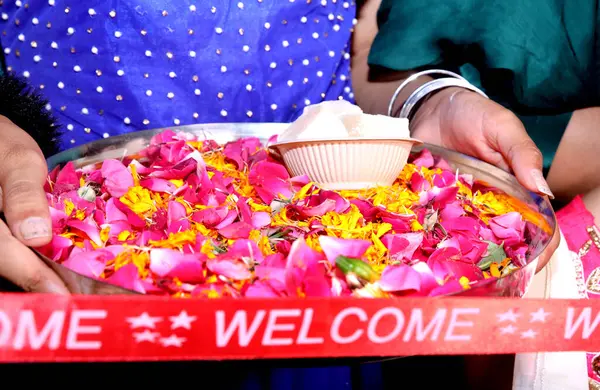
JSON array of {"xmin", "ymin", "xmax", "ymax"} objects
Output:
[{"xmin": 269, "ymin": 137, "xmax": 423, "ymax": 190}]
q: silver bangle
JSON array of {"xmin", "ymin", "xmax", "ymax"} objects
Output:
[
  {"xmin": 398, "ymin": 77, "xmax": 489, "ymax": 119},
  {"xmin": 387, "ymin": 69, "xmax": 468, "ymax": 117}
]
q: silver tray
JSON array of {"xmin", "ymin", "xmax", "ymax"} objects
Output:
[{"xmin": 40, "ymin": 123, "xmax": 556, "ymax": 297}]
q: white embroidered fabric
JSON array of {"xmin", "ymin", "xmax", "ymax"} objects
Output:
[{"xmin": 512, "ymin": 231, "xmax": 588, "ymax": 390}]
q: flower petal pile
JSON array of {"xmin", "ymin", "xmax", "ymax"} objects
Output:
[{"xmin": 41, "ymin": 131, "xmax": 550, "ymax": 298}]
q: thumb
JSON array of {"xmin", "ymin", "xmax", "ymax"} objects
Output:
[
  {"xmin": 483, "ymin": 109, "xmax": 554, "ymax": 199},
  {"xmin": 0, "ymin": 122, "xmax": 53, "ymax": 247}
]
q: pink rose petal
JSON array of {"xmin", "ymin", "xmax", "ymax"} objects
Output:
[
  {"xmin": 54, "ymin": 161, "xmax": 80, "ymax": 194},
  {"xmin": 38, "ymin": 235, "xmax": 73, "ymax": 261},
  {"xmin": 432, "ymin": 171, "xmax": 456, "ymax": 188},
  {"xmin": 382, "ymin": 233, "xmax": 423, "ymax": 261},
  {"xmin": 489, "ymin": 212, "xmax": 525, "ymax": 247},
  {"xmin": 62, "ymin": 249, "xmax": 114, "ymax": 279},
  {"xmin": 378, "ymin": 264, "xmax": 421, "ymax": 293},
  {"xmin": 207, "ymin": 258, "xmax": 252, "ymax": 281},
  {"xmin": 410, "ymin": 173, "xmax": 431, "ymax": 192},
  {"xmin": 319, "ymin": 236, "xmax": 371, "ymax": 265},
  {"xmin": 101, "ymin": 159, "xmax": 134, "ymax": 197},
  {"xmin": 105, "ymin": 198, "xmax": 128, "ymax": 223},
  {"xmin": 245, "ymin": 281, "xmax": 282, "ymax": 298},
  {"xmin": 149, "ymin": 248, "xmax": 204, "ymax": 283},
  {"xmin": 107, "ymin": 263, "xmax": 146, "ymax": 293},
  {"xmin": 249, "ymin": 160, "xmax": 293, "ymax": 204},
  {"xmin": 139, "ymin": 178, "xmax": 176, "ymax": 193},
  {"xmin": 412, "ymin": 149, "xmax": 434, "ymax": 168},
  {"xmin": 66, "ymin": 218, "xmax": 102, "ymax": 246},
  {"xmin": 218, "ymin": 221, "xmax": 253, "ymax": 239}
]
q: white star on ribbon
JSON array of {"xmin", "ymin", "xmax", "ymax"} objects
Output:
[
  {"xmin": 499, "ymin": 324, "xmax": 517, "ymax": 335},
  {"xmin": 160, "ymin": 334, "xmax": 186, "ymax": 347},
  {"xmin": 169, "ymin": 310, "xmax": 197, "ymax": 330},
  {"xmin": 520, "ymin": 329, "xmax": 537, "ymax": 339},
  {"xmin": 125, "ymin": 312, "xmax": 163, "ymax": 329},
  {"xmin": 133, "ymin": 330, "xmax": 160, "ymax": 343},
  {"xmin": 529, "ymin": 308, "xmax": 551, "ymax": 323},
  {"xmin": 496, "ymin": 309, "xmax": 520, "ymax": 323}
]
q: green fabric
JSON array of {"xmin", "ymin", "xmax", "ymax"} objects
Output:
[{"xmin": 369, "ymin": 0, "xmax": 598, "ymax": 169}]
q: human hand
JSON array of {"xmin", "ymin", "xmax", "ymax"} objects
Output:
[
  {"xmin": 411, "ymin": 87, "xmax": 554, "ymax": 199},
  {"xmin": 0, "ymin": 115, "xmax": 69, "ymax": 293},
  {"xmin": 411, "ymin": 88, "xmax": 558, "ymax": 271}
]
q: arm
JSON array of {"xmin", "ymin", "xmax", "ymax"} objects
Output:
[
  {"xmin": 352, "ymin": 0, "xmax": 428, "ymax": 116},
  {"xmin": 350, "ymin": 1, "xmax": 557, "ymax": 273},
  {"xmin": 351, "ymin": 0, "xmax": 549, "ymax": 199},
  {"xmin": 0, "ymin": 72, "xmax": 69, "ymax": 294}
]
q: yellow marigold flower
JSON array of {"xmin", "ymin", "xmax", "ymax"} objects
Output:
[
  {"xmin": 420, "ymin": 166, "xmax": 442, "ymax": 183},
  {"xmin": 63, "ymin": 199, "xmax": 86, "ymax": 220},
  {"xmin": 321, "ymin": 205, "xmax": 364, "ymax": 239},
  {"xmin": 120, "ymin": 186, "xmax": 157, "ymax": 217},
  {"xmin": 457, "ymin": 180, "xmax": 472, "ymax": 198},
  {"xmin": 375, "ymin": 222, "xmax": 393, "ymax": 237},
  {"xmin": 258, "ymin": 235, "xmax": 275, "ymax": 256},
  {"xmin": 205, "ymin": 275, "xmax": 218, "ymax": 284},
  {"xmin": 193, "ymin": 223, "xmax": 218, "ymax": 238},
  {"xmin": 169, "ymin": 179, "xmax": 184, "ymax": 188},
  {"xmin": 411, "ymin": 219, "xmax": 424, "ymax": 231},
  {"xmin": 60, "ymin": 232, "xmax": 79, "ymax": 240},
  {"xmin": 459, "ymin": 276, "xmax": 471, "ymax": 290},
  {"xmin": 117, "ymin": 230, "xmax": 131, "ymax": 242},
  {"xmin": 113, "ymin": 250, "xmax": 149, "ymax": 279},
  {"xmin": 63, "ymin": 199, "xmax": 75, "ymax": 216},
  {"xmin": 490, "ymin": 262, "xmax": 501, "ymax": 278},
  {"xmin": 338, "ymin": 189, "xmax": 362, "ymax": 199},
  {"xmin": 248, "ymin": 229, "xmax": 261, "ymax": 242},
  {"xmin": 206, "ymin": 289, "xmax": 221, "ymax": 298},
  {"xmin": 365, "ymin": 238, "xmax": 387, "ymax": 266},
  {"xmin": 248, "ymin": 199, "xmax": 271, "ymax": 213},
  {"xmin": 129, "ymin": 163, "xmax": 140, "ymax": 187},
  {"xmin": 398, "ymin": 163, "xmax": 417, "ymax": 183},
  {"xmin": 371, "ymin": 263, "xmax": 387, "ymax": 274},
  {"xmin": 200, "ymin": 239, "xmax": 217, "ymax": 259},
  {"xmin": 149, "ymin": 230, "xmax": 197, "ymax": 249},
  {"xmin": 371, "ymin": 233, "xmax": 387, "ymax": 257},
  {"xmin": 204, "ymin": 151, "xmax": 236, "ymax": 171},
  {"xmin": 272, "ymin": 208, "xmax": 309, "ymax": 229},
  {"xmin": 305, "ymin": 235, "xmax": 322, "ymax": 252},
  {"xmin": 186, "ymin": 141, "xmax": 204, "ymax": 150},
  {"xmin": 100, "ymin": 226, "xmax": 111, "ymax": 243},
  {"xmin": 294, "ymin": 182, "xmax": 316, "ymax": 201}
]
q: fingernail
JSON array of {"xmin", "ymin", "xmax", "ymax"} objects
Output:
[
  {"xmin": 18, "ymin": 217, "xmax": 52, "ymax": 240},
  {"xmin": 531, "ymin": 169, "xmax": 555, "ymax": 199}
]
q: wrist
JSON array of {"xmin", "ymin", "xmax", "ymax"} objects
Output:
[
  {"xmin": 411, "ymin": 87, "xmax": 469, "ymax": 121},
  {"xmin": 388, "ymin": 75, "xmax": 433, "ymax": 117},
  {"xmin": 387, "ymin": 69, "xmax": 481, "ymax": 119}
]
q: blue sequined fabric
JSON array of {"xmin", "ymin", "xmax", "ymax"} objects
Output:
[
  {"xmin": 0, "ymin": 0, "xmax": 356, "ymax": 150},
  {"xmin": 0, "ymin": 3, "xmax": 366, "ymax": 389}
]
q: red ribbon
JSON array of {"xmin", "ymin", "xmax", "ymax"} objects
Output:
[{"xmin": 0, "ymin": 294, "xmax": 597, "ymax": 362}]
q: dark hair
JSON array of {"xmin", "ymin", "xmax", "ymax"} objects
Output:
[{"xmin": 0, "ymin": 72, "xmax": 61, "ymax": 157}]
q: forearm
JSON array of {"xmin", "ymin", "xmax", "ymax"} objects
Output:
[
  {"xmin": 0, "ymin": 73, "xmax": 61, "ymax": 157},
  {"xmin": 351, "ymin": 0, "xmax": 432, "ymax": 116},
  {"xmin": 351, "ymin": 64, "xmax": 433, "ymax": 116}
]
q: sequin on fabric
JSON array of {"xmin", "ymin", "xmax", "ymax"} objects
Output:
[{"xmin": 0, "ymin": 0, "xmax": 357, "ymax": 150}]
